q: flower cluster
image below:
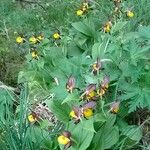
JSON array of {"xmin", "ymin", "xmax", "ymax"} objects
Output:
[
  {"xmin": 70, "ymin": 101, "xmax": 96, "ymax": 124},
  {"xmin": 76, "ymin": 2, "xmax": 89, "ymax": 16},
  {"xmin": 16, "ymin": 33, "xmax": 44, "ymax": 45}
]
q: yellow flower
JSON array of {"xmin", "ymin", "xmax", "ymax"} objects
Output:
[
  {"xmin": 112, "ymin": 107, "xmax": 119, "ymax": 113},
  {"xmin": 86, "ymin": 91, "xmax": 96, "ymax": 100},
  {"xmin": 53, "ymin": 33, "xmax": 60, "ymax": 40},
  {"xmin": 57, "ymin": 135, "xmax": 70, "ymax": 145},
  {"xmin": 83, "ymin": 108, "xmax": 93, "ymax": 118},
  {"xmin": 82, "ymin": 2, "xmax": 88, "ymax": 12},
  {"xmin": 127, "ymin": 11, "xmax": 134, "ymax": 18},
  {"xmin": 29, "ymin": 36, "xmax": 37, "ymax": 44},
  {"xmin": 31, "ymin": 51, "xmax": 38, "ymax": 59},
  {"xmin": 16, "ymin": 36, "xmax": 24, "ymax": 44},
  {"xmin": 28, "ymin": 114, "xmax": 37, "ymax": 123},
  {"xmin": 66, "ymin": 76, "xmax": 75, "ymax": 93},
  {"xmin": 104, "ymin": 24, "xmax": 111, "ymax": 33},
  {"xmin": 76, "ymin": 10, "xmax": 84, "ymax": 16},
  {"xmin": 104, "ymin": 22, "xmax": 112, "ymax": 33},
  {"xmin": 69, "ymin": 110, "xmax": 76, "ymax": 118},
  {"xmin": 83, "ymin": 2, "xmax": 88, "ymax": 9},
  {"xmin": 97, "ymin": 88, "xmax": 105, "ymax": 96},
  {"xmin": 110, "ymin": 101, "xmax": 120, "ymax": 114},
  {"xmin": 37, "ymin": 35, "xmax": 44, "ymax": 41}
]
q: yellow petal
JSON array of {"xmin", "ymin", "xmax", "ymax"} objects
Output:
[
  {"xmin": 16, "ymin": 36, "xmax": 23, "ymax": 44},
  {"xmin": 83, "ymin": 108, "xmax": 93, "ymax": 118},
  {"xmin": 69, "ymin": 110, "xmax": 76, "ymax": 118},
  {"xmin": 86, "ymin": 91, "xmax": 96, "ymax": 100},
  {"xmin": 31, "ymin": 51, "xmax": 38, "ymax": 58},
  {"xmin": 29, "ymin": 36, "xmax": 37, "ymax": 44},
  {"xmin": 28, "ymin": 114, "xmax": 37, "ymax": 123},
  {"xmin": 76, "ymin": 10, "xmax": 84, "ymax": 16},
  {"xmin": 127, "ymin": 11, "xmax": 134, "ymax": 18},
  {"xmin": 57, "ymin": 135, "xmax": 70, "ymax": 145},
  {"xmin": 53, "ymin": 33, "xmax": 60, "ymax": 39}
]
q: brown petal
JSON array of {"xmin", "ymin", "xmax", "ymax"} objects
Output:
[
  {"xmin": 85, "ymin": 84, "xmax": 96, "ymax": 95},
  {"xmin": 83, "ymin": 101, "xmax": 96, "ymax": 109},
  {"xmin": 62, "ymin": 131, "xmax": 71, "ymax": 138},
  {"xmin": 101, "ymin": 76, "xmax": 109, "ymax": 88}
]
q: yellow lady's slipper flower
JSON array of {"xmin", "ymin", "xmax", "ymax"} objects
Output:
[
  {"xmin": 82, "ymin": 2, "xmax": 89, "ymax": 12},
  {"xmin": 110, "ymin": 101, "xmax": 120, "ymax": 114},
  {"xmin": 103, "ymin": 21, "xmax": 112, "ymax": 33},
  {"xmin": 37, "ymin": 35, "xmax": 44, "ymax": 41},
  {"xmin": 86, "ymin": 91, "xmax": 97, "ymax": 100},
  {"xmin": 97, "ymin": 88, "xmax": 105, "ymax": 97},
  {"xmin": 53, "ymin": 33, "xmax": 60, "ymax": 40},
  {"xmin": 16, "ymin": 36, "xmax": 24, "ymax": 44},
  {"xmin": 66, "ymin": 76, "xmax": 75, "ymax": 93},
  {"xmin": 28, "ymin": 114, "xmax": 37, "ymax": 123},
  {"xmin": 83, "ymin": 108, "xmax": 93, "ymax": 118},
  {"xmin": 92, "ymin": 58, "xmax": 102, "ymax": 75},
  {"xmin": 97, "ymin": 76, "xmax": 109, "ymax": 97},
  {"xmin": 29, "ymin": 36, "xmax": 37, "ymax": 44},
  {"xmin": 76, "ymin": 10, "xmax": 84, "ymax": 16},
  {"xmin": 104, "ymin": 24, "xmax": 111, "ymax": 33},
  {"xmin": 58, "ymin": 135, "xmax": 70, "ymax": 145},
  {"xmin": 31, "ymin": 51, "xmax": 38, "ymax": 59},
  {"xmin": 83, "ymin": 3, "xmax": 88, "ymax": 9},
  {"xmin": 69, "ymin": 110, "xmax": 76, "ymax": 118},
  {"xmin": 127, "ymin": 11, "xmax": 134, "ymax": 18}
]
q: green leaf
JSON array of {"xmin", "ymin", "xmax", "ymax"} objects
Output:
[
  {"xmin": 72, "ymin": 20, "xmax": 95, "ymax": 37},
  {"xmin": 47, "ymin": 100, "xmax": 70, "ymax": 123},
  {"xmin": 92, "ymin": 37, "xmax": 109, "ymax": 59},
  {"xmin": 122, "ymin": 125, "xmax": 142, "ymax": 142},
  {"xmin": 81, "ymin": 118, "xmax": 95, "ymax": 132},
  {"xmin": 138, "ymin": 26, "xmax": 150, "ymax": 40},
  {"xmin": 62, "ymin": 92, "xmax": 80, "ymax": 104},
  {"xmin": 111, "ymin": 21, "xmax": 127, "ymax": 33},
  {"xmin": 69, "ymin": 120, "xmax": 94, "ymax": 150},
  {"xmin": 103, "ymin": 126, "xmax": 119, "ymax": 149},
  {"xmin": 94, "ymin": 113, "xmax": 107, "ymax": 123}
]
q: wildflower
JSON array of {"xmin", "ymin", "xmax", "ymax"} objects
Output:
[
  {"xmin": 82, "ymin": 2, "xmax": 89, "ymax": 12},
  {"xmin": 58, "ymin": 135, "xmax": 70, "ymax": 145},
  {"xmin": 69, "ymin": 107, "xmax": 82, "ymax": 124},
  {"xmin": 70, "ymin": 110, "xmax": 77, "ymax": 118},
  {"xmin": 53, "ymin": 32, "xmax": 60, "ymax": 40},
  {"xmin": 127, "ymin": 10, "xmax": 134, "ymax": 18},
  {"xmin": 103, "ymin": 21, "xmax": 112, "ymax": 33},
  {"xmin": 114, "ymin": 7, "xmax": 120, "ymax": 13},
  {"xmin": 83, "ymin": 108, "xmax": 93, "ymax": 118},
  {"xmin": 28, "ymin": 112, "xmax": 37, "ymax": 123},
  {"xmin": 37, "ymin": 33, "xmax": 44, "ymax": 41},
  {"xmin": 86, "ymin": 91, "xmax": 97, "ymax": 100},
  {"xmin": 16, "ymin": 36, "xmax": 25, "ymax": 44},
  {"xmin": 31, "ymin": 51, "xmax": 38, "ymax": 59},
  {"xmin": 66, "ymin": 76, "xmax": 75, "ymax": 93},
  {"xmin": 92, "ymin": 58, "xmax": 102, "ymax": 75},
  {"xmin": 29, "ymin": 36, "xmax": 37, "ymax": 44},
  {"xmin": 97, "ymin": 76, "xmax": 109, "ymax": 97},
  {"xmin": 85, "ymin": 84, "xmax": 96, "ymax": 95},
  {"xmin": 70, "ymin": 101, "xmax": 96, "ymax": 123},
  {"xmin": 110, "ymin": 101, "xmax": 120, "ymax": 113},
  {"xmin": 82, "ymin": 101, "xmax": 96, "ymax": 118},
  {"xmin": 80, "ymin": 84, "xmax": 96, "ymax": 100},
  {"xmin": 76, "ymin": 10, "xmax": 84, "ymax": 16},
  {"xmin": 57, "ymin": 131, "xmax": 72, "ymax": 149}
]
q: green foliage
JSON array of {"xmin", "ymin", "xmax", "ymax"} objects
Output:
[{"xmin": 0, "ymin": 0, "xmax": 150, "ymax": 150}]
